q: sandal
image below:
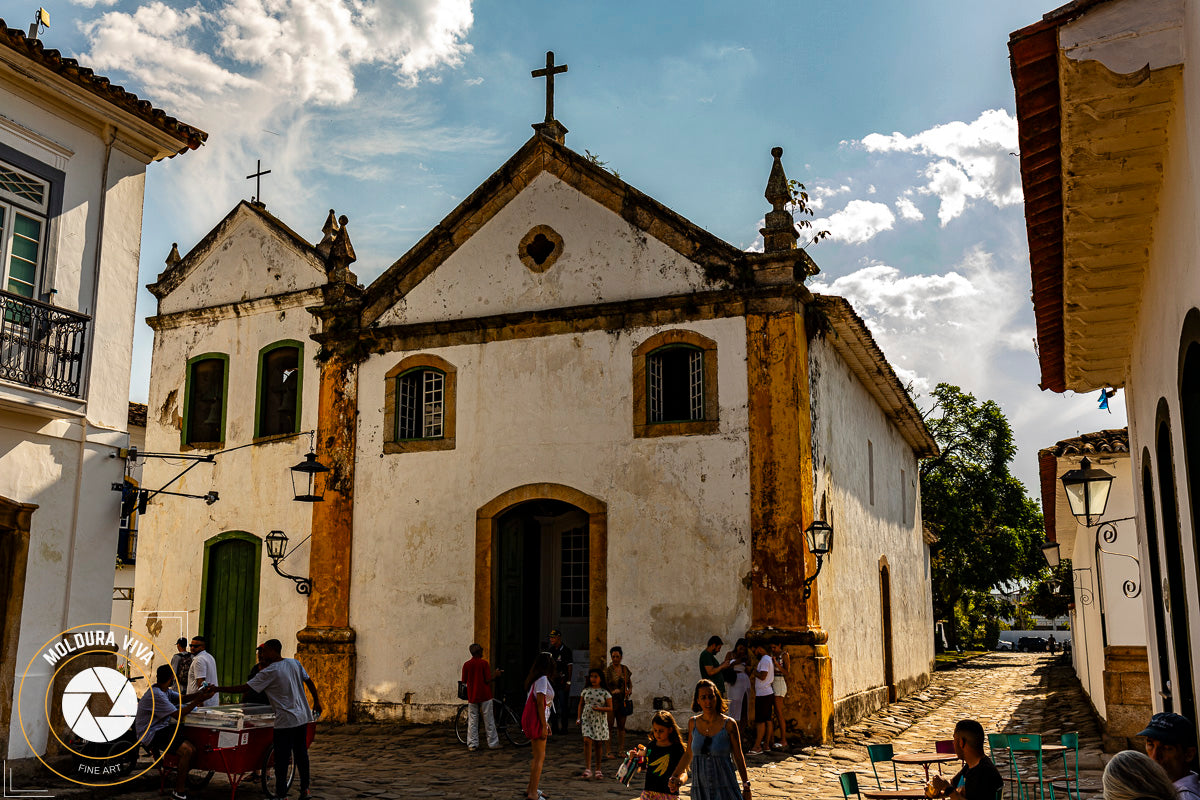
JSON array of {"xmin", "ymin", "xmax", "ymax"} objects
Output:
[
  {"xmin": 582, "ymin": 769, "xmax": 592, "ymax": 779},
  {"xmin": 594, "ymin": 770, "xmax": 604, "ymax": 780}
]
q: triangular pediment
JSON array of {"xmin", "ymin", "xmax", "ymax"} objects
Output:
[
  {"xmin": 149, "ymin": 201, "xmax": 328, "ymax": 316},
  {"xmin": 361, "ymin": 134, "xmax": 751, "ymax": 326}
]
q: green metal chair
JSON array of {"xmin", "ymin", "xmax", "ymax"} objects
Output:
[
  {"xmin": 867, "ymin": 743, "xmax": 899, "ymax": 789},
  {"xmin": 1054, "ymin": 733, "xmax": 1080, "ymax": 800},
  {"xmin": 988, "ymin": 732, "xmax": 1016, "ymax": 797},
  {"xmin": 840, "ymin": 771, "xmax": 862, "ymax": 800},
  {"xmin": 1008, "ymin": 733, "xmax": 1055, "ymax": 800}
]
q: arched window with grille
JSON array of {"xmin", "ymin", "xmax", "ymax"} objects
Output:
[
  {"xmin": 384, "ymin": 354, "xmax": 457, "ymax": 453},
  {"xmin": 633, "ymin": 330, "xmax": 718, "ymax": 438},
  {"xmin": 183, "ymin": 353, "xmax": 228, "ymax": 447},
  {"xmin": 255, "ymin": 340, "xmax": 302, "ymax": 439}
]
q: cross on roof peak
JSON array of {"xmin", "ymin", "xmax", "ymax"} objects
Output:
[
  {"xmin": 246, "ymin": 159, "xmax": 271, "ymax": 205},
  {"xmin": 531, "ymin": 51, "xmax": 568, "ymax": 124}
]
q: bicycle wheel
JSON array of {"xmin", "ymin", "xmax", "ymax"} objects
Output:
[
  {"xmin": 455, "ymin": 704, "xmax": 469, "ymax": 745},
  {"xmin": 499, "ymin": 703, "xmax": 529, "ymax": 747},
  {"xmin": 259, "ymin": 743, "xmax": 294, "ymax": 796}
]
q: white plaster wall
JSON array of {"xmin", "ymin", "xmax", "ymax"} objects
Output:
[
  {"xmin": 807, "ymin": 336, "xmax": 933, "ymax": 711},
  {"xmin": 133, "ymin": 301, "xmax": 319, "ymax": 681},
  {"xmin": 0, "ymin": 78, "xmax": 163, "ymax": 759},
  {"xmin": 377, "ymin": 172, "xmax": 717, "ymax": 327},
  {"xmin": 1125, "ymin": 0, "xmax": 1200, "ymax": 718},
  {"xmin": 349, "ymin": 317, "xmax": 751, "ymax": 721},
  {"xmin": 158, "ymin": 210, "xmax": 328, "ymax": 316}
]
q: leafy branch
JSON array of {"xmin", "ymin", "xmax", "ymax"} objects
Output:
[{"xmin": 787, "ymin": 178, "xmax": 831, "ymax": 247}]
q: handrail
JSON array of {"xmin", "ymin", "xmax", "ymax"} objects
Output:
[{"xmin": 0, "ymin": 290, "xmax": 90, "ymax": 397}]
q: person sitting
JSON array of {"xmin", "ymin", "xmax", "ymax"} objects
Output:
[
  {"xmin": 1103, "ymin": 750, "xmax": 1180, "ymax": 800},
  {"xmin": 134, "ymin": 664, "xmax": 215, "ymax": 800},
  {"xmin": 927, "ymin": 719, "xmax": 1003, "ymax": 800},
  {"xmin": 1140, "ymin": 712, "xmax": 1200, "ymax": 800}
]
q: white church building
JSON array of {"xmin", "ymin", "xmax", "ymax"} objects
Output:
[{"xmin": 134, "ymin": 111, "xmax": 936, "ymax": 742}]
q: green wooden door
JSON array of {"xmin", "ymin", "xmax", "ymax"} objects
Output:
[{"xmin": 201, "ymin": 533, "xmax": 260, "ymax": 703}]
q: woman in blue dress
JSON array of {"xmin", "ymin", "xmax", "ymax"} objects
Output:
[{"xmin": 668, "ymin": 679, "xmax": 751, "ymax": 800}]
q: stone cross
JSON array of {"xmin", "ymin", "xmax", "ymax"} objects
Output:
[
  {"xmin": 246, "ymin": 159, "xmax": 272, "ymax": 203},
  {"xmin": 531, "ymin": 51, "xmax": 568, "ymax": 123}
]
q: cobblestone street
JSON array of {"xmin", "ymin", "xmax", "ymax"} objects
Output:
[{"xmin": 34, "ymin": 654, "xmax": 1112, "ymax": 800}]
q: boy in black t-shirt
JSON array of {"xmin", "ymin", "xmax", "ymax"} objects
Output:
[{"xmin": 928, "ymin": 719, "xmax": 1004, "ymax": 800}]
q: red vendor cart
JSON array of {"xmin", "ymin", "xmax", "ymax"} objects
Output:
[{"xmin": 159, "ymin": 704, "xmax": 316, "ymax": 799}]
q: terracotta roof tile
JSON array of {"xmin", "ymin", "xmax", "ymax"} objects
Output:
[{"xmin": 0, "ymin": 20, "xmax": 206, "ymax": 155}]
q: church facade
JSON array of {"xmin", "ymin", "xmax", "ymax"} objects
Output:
[{"xmin": 134, "ymin": 124, "xmax": 936, "ymax": 741}]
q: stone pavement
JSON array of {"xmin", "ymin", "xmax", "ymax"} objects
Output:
[{"xmin": 31, "ymin": 653, "xmax": 1112, "ymax": 800}]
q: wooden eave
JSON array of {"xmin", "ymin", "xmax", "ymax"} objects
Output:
[
  {"xmin": 359, "ymin": 133, "xmax": 751, "ymax": 326},
  {"xmin": 1011, "ymin": 0, "xmax": 1180, "ymax": 394},
  {"xmin": 148, "ymin": 200, "xmax": 325, "ymax": 300},
  {"xmin": 0, "ymin": 20, "xmax": 205, "ymax": 157},
  {"xmin": 812, "ymin": 294, "xmax": 938, "ymax": 459}
]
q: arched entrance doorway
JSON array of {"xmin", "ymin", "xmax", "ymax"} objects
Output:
[
  {"xmin": 200, "ymin": 531, "xmax": 261, "ymax": 703},
  {"xmin": 476, "ymin": 484, "xmax": 607, "ymax": 698},
  {"xmin": 1156, "ymin": 404, "xmax": 1195, "ymax": 721},
  {"xmin": 1142, "ymin": 453, "xmax": 1174, "ymax": 711}
]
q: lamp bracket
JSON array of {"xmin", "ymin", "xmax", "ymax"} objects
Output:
[
  {"xmin": 269, "ymin": 557, "xmax": 312, "ymax": 596},
  {"xmin": 802, "ymin": 554, "xmax": 825, "ymax": 600}
]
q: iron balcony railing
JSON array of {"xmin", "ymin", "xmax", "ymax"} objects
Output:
[{"xmin": 0, "ymin": 289, "xmax": 89, "ymax": 398}]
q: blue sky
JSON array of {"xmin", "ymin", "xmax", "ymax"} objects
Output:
[{"xmin": 34, "ymin": 0, "xmax": 1122, "ymax": 495}]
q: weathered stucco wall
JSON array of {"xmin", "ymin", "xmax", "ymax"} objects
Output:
[
  {"xmin": 808, "ymin": 334, "xmax": 932, "ymax": 726},
  {"xmin": 376, "ymin": 172, "xmax": 716, "ymax": 327},
  {"xmin": 134, "ymin": 219, "xmax": 325, "ymax": 685},
  {"xmin": 0, "ymin": 79, "xmax": 162, "ymax": 758},
  {"xmin": 1125, "ymin": 0, "xmax": 1200, "ymax": 718},
  {"xmin": 350, "ymin": 317, "xmax": 751, "ymax": 722}
]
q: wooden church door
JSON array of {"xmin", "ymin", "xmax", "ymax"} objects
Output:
[
  {"xmin": 495, "ymin": 513, "xmax": 540, "ymax": 698},
  {"xmin": 201, "ymin": 532, "xmax": 261, "ymax": 702}
]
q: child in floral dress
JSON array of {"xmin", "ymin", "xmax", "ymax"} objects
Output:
[{"xmin": 577, "ymin": 668, "xmax": 613, "ymax": 779}]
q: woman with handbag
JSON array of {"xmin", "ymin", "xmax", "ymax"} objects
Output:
[
  {"xmin": 522, "ymin": 653, "xmax": 556, "ymax": 800},
  {"xmin": 605, "ymin": 646, "xmax": 633, "ymax": 759}
]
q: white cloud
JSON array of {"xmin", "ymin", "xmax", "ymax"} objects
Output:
[
  {"xmin": 814, "ymin": 199, "xmax": 895, "ymax": 245},
  {"xmin": 894, "ymin": 195, "xmax": 924, "ymax": 221},
  {"xmin": 859, "ymin": 108, "xmax": 1021, "ymax": 226},
  {"xmin": 463, "ymin": 76, "xmax": 483, "ymax": 86},
  {"xmin": 805, "ymin": 183, "xmax": 850, "ymax": 211},
  {"xmin": 811, "ymin": 247, "xmax": 1030, "ymax": 398}
]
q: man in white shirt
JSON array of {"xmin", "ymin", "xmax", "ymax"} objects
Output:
[
  {"xmin": 135, "ymin": 664, "xmax": 215, "ymax": 800},
  {"xmin": 748, "ymin": 642, "xmax": 775, "ymax": 756},
  {"xmin": 216, "ymin": 638, "xmax": 321, "ymax": 800},
  {"xmin": 1140, "ymin": 712, "xmax": 1200, "ymax": 800},
  {"xmin": 186, "ymin": 636, "xmax": 220, "ymax": 707}
]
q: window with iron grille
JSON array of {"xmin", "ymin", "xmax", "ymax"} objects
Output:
[
  {"xmin": 560, "ymin": 525, "xmax": 589, "ymax": 618},
  {"xmin": 0, "ymin": 162, "xmax": 49, "ymax": 299},
  {"xmin": 395, "ymin": 368, "xmax": 445, "ymax": 439},
  {"xmin": 257, "ymin": 343, "xmax": 301, "ymax": 437},
  {"xmin": 648, "ymin": 345, "xmax": 704, "ymax": 423},
  {"xmin": 186, "ymin": 355, "xmax": 227, "ymax": 445}
]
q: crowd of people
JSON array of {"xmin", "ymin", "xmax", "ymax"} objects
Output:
[{"xmin": 136, "ymin": 635, "xmax": 321, "ymax": 800}]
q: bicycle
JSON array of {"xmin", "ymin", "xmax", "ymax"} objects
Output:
[{"xmin": 454, "ymin": 693, "xmax": 530, "ymax": 747}]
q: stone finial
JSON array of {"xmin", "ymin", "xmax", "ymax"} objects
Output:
[
  {"xmin": 325, "ymin": 214, "xmax": 357, "ymax": 286},
  {"xmin": 166, "ymin": 243, "xmax": 181, "ymax": 267},
  {"xmin": 532, "ymin": 119, "xmax": 569, "ymax": 145},
  {"xmin": 317, "ymin": 209, "xmax": 339, "ymax": 257},
  {"xmin": 761, "ymin": 146, "xmax": 799, "ymax": 253}
]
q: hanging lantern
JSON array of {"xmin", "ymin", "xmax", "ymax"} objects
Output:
[
  {"xmin": 1059, "ymin": 457, "xmax": 1115, "ymax": 526},
  {"xmin": 291, "ymin": 451, "xmax": 330, "ymax": 502}
]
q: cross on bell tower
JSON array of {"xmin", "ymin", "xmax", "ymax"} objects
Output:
[{"xmin": 530, "ymin": 51, "xmax": 569, "ymax": 144}]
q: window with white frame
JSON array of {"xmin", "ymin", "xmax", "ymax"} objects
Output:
[
  {"xmin": 0, "ymin": 162, "xmax": 49, "ymax": 299},
  {"xmin": 395, "ymin": 368, "xmax": 445, "ymax": 439},
  {"xmin": 648, "ymin": 344, "xmax": 704, "ymax": 423}
]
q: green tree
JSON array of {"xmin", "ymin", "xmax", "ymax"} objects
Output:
[{"xmin": 920, "ymin": 383, "xmax": 1045, "ymax": 648}]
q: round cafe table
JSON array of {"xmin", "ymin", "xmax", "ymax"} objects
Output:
[{"xmin": 892, "ymin": 752, "xmax": 961, "ymax": 781}]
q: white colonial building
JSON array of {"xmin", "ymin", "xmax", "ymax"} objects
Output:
[
  {"xmin": 1038, "ymin": 429, "xmax": 1150, "ymax": 750},
  {"xmin": 1013, "ymin": 0, "xmax": 1200, "ymax": 724},
  {"xmin": 135, "ymin": 118, "xmax": 936, "ymax": 742},
  {"xmin": 0, "ymin": 20, "xmax": 203, "ymax": 763}
]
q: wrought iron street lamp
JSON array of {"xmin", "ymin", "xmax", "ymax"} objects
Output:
[
  {"xmin": 1060, "ymin": 457, "xmax": 1115, "ymax": 527},
  {"xmin": 802, "ymin": 520, "xmax": 833, "ymax": 600},
  {"xmin": 290, "ymin": 451, "xmax": 330, "ymax": 502},
  {"xmin": 265, "ymin": 530, "xmax": 313, "ymax": 595},
  {"xmin": 1041, "ymin": 540, "xmax": 1061, "ymax": 568}
]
